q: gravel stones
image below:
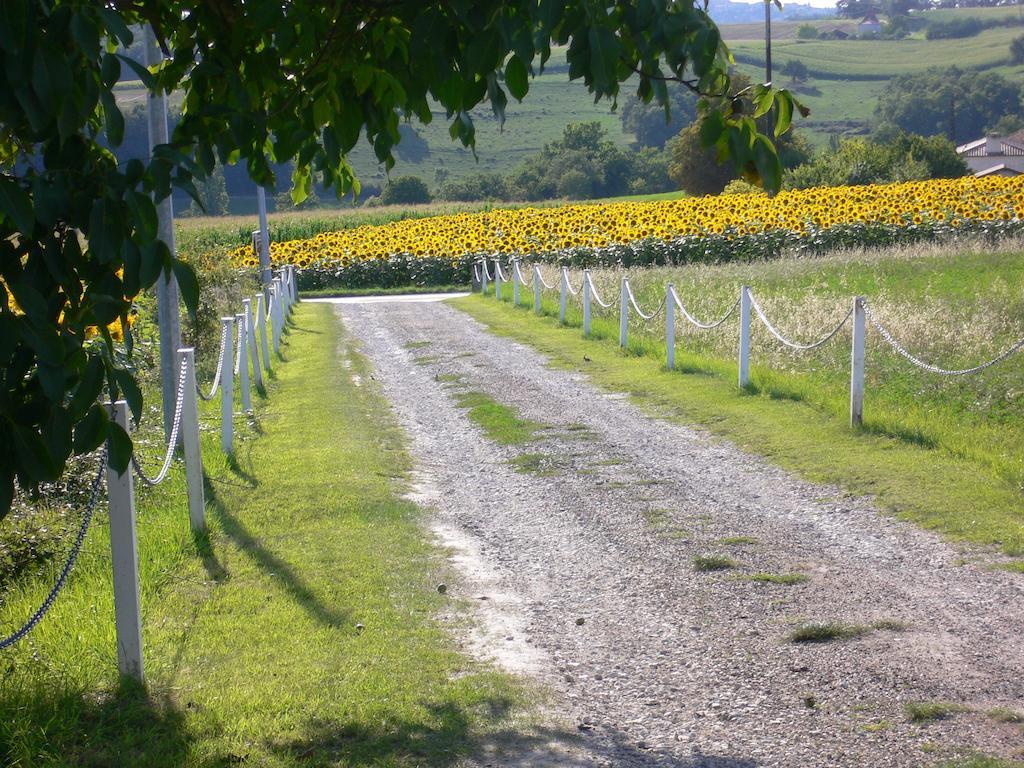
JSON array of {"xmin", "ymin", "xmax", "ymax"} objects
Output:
[{"xmin": 333, "ymin": 299, "xmax": 1024, "ymax": 768}]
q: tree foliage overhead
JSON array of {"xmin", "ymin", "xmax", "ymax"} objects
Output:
[{"xmin": 0, "ymin": 0, "xmax": 804, "ymax": 517}]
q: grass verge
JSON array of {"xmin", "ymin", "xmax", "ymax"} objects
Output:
[
  {"xmin": 787, "ymin": 622, "xmax": 869, "ymax": 644},
  {"xmin": 452, "ymin": 292, "xmax": 1024, "ymax": 559},
  {"xmin": 905, "ymin": 701, "xmax": 969, "ymax": 723},
  {"xmin": 0, "ymin": 302, "xmax": 531, "ymax": 767}
]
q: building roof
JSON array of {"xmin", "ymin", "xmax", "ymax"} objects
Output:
[
  {"xmin": 860, "ymin": 13, "xmax": 881, "ymax": 24},
  {"xmin": 956, "ymin": 138, "xmax": 986, "ymax": 154},
  {"xmin": 973, "ymin": 163, "xmax": 1021, "ymax": 178}
]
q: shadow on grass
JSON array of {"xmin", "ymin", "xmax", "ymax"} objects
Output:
[
  {"xmin": 203, "ymin": 483, "xmax": 350, "ymax": 629},
  {"xmin": 266, "ymin": 702, "xmax": 757, "ymax": 767},
  {"xmin": 0, "ymin": 678, "xmax": 193, "ymax": 768}
]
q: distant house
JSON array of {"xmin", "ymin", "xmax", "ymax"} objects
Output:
[
  {"xmin": 858, "ymin": 13, "xmax": 882, "ymax": 36},
  {"xmin": 956, "ymin": 132, "xmax": 1024, "ymax": 178}
]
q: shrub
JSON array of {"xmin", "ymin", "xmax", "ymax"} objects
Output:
[
  {"xmin": 381, "ymin": 175, "xmax": 432, "ymax": 205},
  {"xmin": 925, "ymin": 17, "xmax": 983, "ymax": 40},
  {"xmin": 796, "ymin": 23, "xmax": 818, "ymax": 39}
]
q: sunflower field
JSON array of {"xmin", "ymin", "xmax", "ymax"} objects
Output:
[{"xmin": 229, "ymin": 176, "xmax": 1024, "ymax": 290}]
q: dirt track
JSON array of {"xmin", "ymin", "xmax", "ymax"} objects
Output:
[{"xmin": 327, "ymin": 296, "xmax": 1024, "ymax": 768}]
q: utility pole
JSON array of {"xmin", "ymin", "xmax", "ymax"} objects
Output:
[
  {"xmin": 144, "ymin": 26, "xmax": 183, "ymax": 443},
  {"xmin": 256, "ymin": 185, "xmax": 272, "ymax": 288},
  {"xmin": 762, "ymin": 0, "xmax": 775, "ymax": 144}
]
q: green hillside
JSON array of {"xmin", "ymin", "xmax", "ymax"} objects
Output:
[{"xmin": 730, "ymin": 25, "xmax": 1021, "ymax": 80}]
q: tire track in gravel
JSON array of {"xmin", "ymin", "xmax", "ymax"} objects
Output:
[{"xmin": 328, "ymin": 298, "xmax": 1024, "ymax": 768}]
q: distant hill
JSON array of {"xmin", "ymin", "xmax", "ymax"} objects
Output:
[{"xmin": 709, "ymin": 0, "xmax": 832, "ymax": 23}]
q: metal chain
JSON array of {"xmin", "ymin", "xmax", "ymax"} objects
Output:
[
  {"xmin": 748, "ymin": 291, "xmax": 853, "ymax": 351},
  {"xmin": 534, "ymin": 266, "xmax": 555, "ymax": 290},
  {"xmin": 586, "ymin": 273, "xmax": 616, "ymax": 309},
  {"xmin": 482, "ymin": 260, "xmax": 493, "ymax": 281},
  {"xmin": 864, "ymin": 301, "xmax": 1024, "ymax": 376},
  {"xmin": 131, "ymin": 356, "xmax": 189, "ymax": 486},
  {"xmin": 563, "ymin": 268, "xmax": 581, "ymax": 296},
  {"xmin": 626, "ymin": 283, "xmax": 665, "ymax": 321},
  {"xmin": 672, "ymin": 290, "xmax": 741, "ymax": 330},
  {"xmin": 513, "ymin": 259, "xmax": 532, "ymax": 288},
  {"xmin": 494, "ymin": 261, "xmax": 509, "ymax": 282},
  {"xmin": 0, "ymin": 446, "xmax": 107, "ymax": 651},
  {"xmin": 473, "ymin": 263, "xmax": 481, "ymax": 283},
  {"xmin": 197, "ymin": 321, "xmax": 229, "ymax": 401}
]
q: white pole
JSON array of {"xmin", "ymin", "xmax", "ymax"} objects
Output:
[
  {"xmin": 481, "ymin": 260, "xmax": 489, "ymax": 295},
  {"xmin": 257, "ymin": 187, "xmax": 272, "ymax": 288},
  {"xmin": 738, "ymin": 286, "xmax": 751, "ymax": 388},
  {"xmin": 144, "ymin": 27, "xmax": 182, "ymax": 445},
  {"xmin": 850, "ymin": 296, "xmax": 866, "ymax": 428},
  {"xmin": 666, "ymin": 284, "xmax": 676, "ymax": 371},
  {"xmin": 290, "ymin": 265, "xmax": 299, "ymax": 304},
  {"xmin": 179, "ymin": 348, "xmax": 205, "ymax": 532},
  {"xmin": 256, "ymin": 293, "xmax": 271, "ymax": 373},
  {"xmin": 583, "ymin": 270, "xmax": 592, "ymax": 337},
  {"xmin": 619, "ymin": 277, "xmax": 629, "ymax": 348},
  {"xmin": 271, "ymin": 280, "xmax": 283, "ymax": 353},
  {"xmin": 220, "ymin": 317, "xmax": 234, "ymax": 455},
  {"xmin": 559, "ymin": 267, "xmax": 568, "ymax": 324},
  {"xmin": 512, "ymin": 259, "xmax": 521, "ymax": 306},
  {"xmin": 243, "ymin": 298, "xmax": 263, "ymax": 390},
  {"xmin": 236, "ymin": 312, "xmax": 251, "ymax": 413},
  {"xmin": 533, "ymin": 265, "xmax": 542, "ymax": 314},
  {"xmin": 105, "ymin": 400, "xmax": 144, "ymax": 682},
  {"xmin": 494, "ymin": 259, "xmax": 503, "ymax": 301}
]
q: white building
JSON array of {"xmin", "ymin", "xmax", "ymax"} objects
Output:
[{"xmin": 956, "ymin": 133, "xmax": 1024, "ymax": 178}]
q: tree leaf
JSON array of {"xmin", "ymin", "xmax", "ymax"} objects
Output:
[
  {"xmin": 73, "ymin": 403, "xmax": 108, "ymax": 455},
  {"xmin": 505, "ymin": 54, "xmax": 529, "ymax": 101},
  {"xmin": 172, "ymin": 259, "xmax": 200, "ymax": 320},
  {"xmin": 0, "ymin": 177, "xmax": 35, "ymax": 235},
  {"xmin": 100, "ymin": 90, "xmax": 125, "ymax": 146},
  {"xmin": 117, "ymin": 54, "xmax": 155, "ymax": 89},
  {"xmin": 105, "ymin": 419, "xmax": 132, "ymax": 474},
  {"xmin": 774, "ymin": 92, "xmax": 793, "ymax": 138},
  {"xmin": 113, "ymin": 367, "xmax": 142, "ymax": 424},
  {"xmin": 70, "ymin": 355, "xmax": 106, "ymax": 419}
]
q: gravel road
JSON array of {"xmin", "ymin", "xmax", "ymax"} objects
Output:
[{"xmin": 327, "ymin": 297, "xmax": 1024, "ymax": 768}]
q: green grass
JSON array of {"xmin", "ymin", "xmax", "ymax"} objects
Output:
[
  {"xmin": 987, "ymin": 707, "xmax": 1024, "ymax": 724},
  {"xmin": 787, "ymin": 622, "xmax": 868, "ymax": 643},
  {"xmin": 938, "ymin": 758, "xmax": 1024, "ymax": 768},
  {"xmin": 731, "ymin": 25, "xmax": 1021, "ymax": 79},
  {"xmin": 0, "ymin": 303, "xmax": 533, "ymax": 767},
  {"xmin": 453, "ymin": 391, "xmax": 544, "ymax": 445},
  {"xmin": 747, "ymin": 572, "xmax": 809, "ymax": 585},
  {"xmin": 453, "ymin": 241, "xmax": 1024, "ymax": 560},
  {"xmin": 905, "ymin": 701, "xmax": 969, "ymax": 723},
  {"xmin": 692, "ymin": 554, "xmax": 739, "ymax": 572}
]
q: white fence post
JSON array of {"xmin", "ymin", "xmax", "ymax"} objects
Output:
[
  {"xmin": 481, "ymin": 260, "xmax": 489, "ymax": 295},
  {"xmin": 533, "ymin": 265, "xmax": 541, "ymax": 314},
  {"xmin": 738, "ymin": 286, "xmax": 751, "ymax": 388},
  {"xmin": 494, "ymin": 259, "xmax": 503, "ymax": 301},
  {"xmin": 244, "ymin": 298, "xmax": 263, "ymax": 390},
  {"xmin": 256, "ymin": 293, "xmax": 271, "ymax": 373},
  {"xmin": 271, "ymin": 280, "xmax": 282, "ymax": 353},
  {"xmin": 274, "ymin": 277, "xmax": 285, "ymax": 340},
  {"xmin": 583, "ymin": 269, "xmax": 592, "ymax": 337},
  {"xmin": 619, "ymin": 277, "xmax": 629, "ymax": 348},
  {"xmin": 850, "ymin": 296, "xmax": 866, "ymax": 428},
  {"xmin": 220, "ymin": 316, "xmax": 234, "ymax": 455},
  {"xmin": 236, "ymin": 312, "xmax": 251, "ymax": 413},
  {"xmin": 105, "ymin": 400, "xmax": 144, "ymax": 682},
  {"xmin": 666, "ymin": 284, "xmax": 676, "ymax": 371},
  {"xmin": 559, "ymin": 267, "xmax": 568, "ymax": 324},
  {"xmin": 512, "ymin": 259, "xmax": 520, "ymax": 306},
  {"xmin": 179, "ymin": 348, "xmax": 205, "ymax": 532}
]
